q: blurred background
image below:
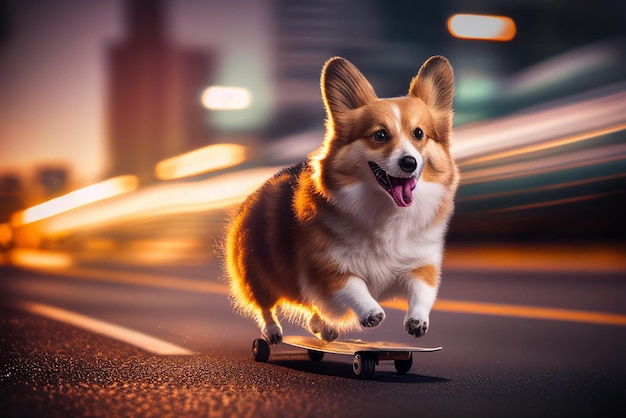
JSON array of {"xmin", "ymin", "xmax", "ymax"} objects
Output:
[{"xmin": 1, "ymin": 0, "xmax": 625, "ymax": 272}]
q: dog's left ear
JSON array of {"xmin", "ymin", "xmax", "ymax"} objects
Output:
[
  {"xmin": 409, "ymin": 56, "xmax": 454, "ymax": 111},
  {"xmin": 409, "ymin": 56, "xmax": 454, "ymax": 140}
]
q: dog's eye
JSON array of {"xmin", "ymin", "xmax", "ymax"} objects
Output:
[
  {"xmin": 413, "ymin": 127, "xmax": 424, "ymax": 140},
  {"xmin": 373, "ymin": 129, "xmax": 389, "ymax": 142}
]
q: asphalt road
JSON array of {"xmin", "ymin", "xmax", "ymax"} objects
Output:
[{"xmin": 1, "ymin": 260, "xmax": 625, "ymax": 418}]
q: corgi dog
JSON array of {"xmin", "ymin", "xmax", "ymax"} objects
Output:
[{"xmin": 224, "ymin": 56, "xmax": 458, "ymax": 344}]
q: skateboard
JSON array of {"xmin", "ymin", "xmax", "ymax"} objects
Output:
[{"xmin": 252, "ymin": 335, "xmax": 442, "ymax": 379}]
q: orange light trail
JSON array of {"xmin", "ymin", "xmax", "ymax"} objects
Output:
[
  {"xmin": 155, "ymin": 143, "xmax": 247, "ymax": 180},
  {"xmin": 11, "ymin": 175, "xmax": 139, "ymax": 227},
  {"xmin": 19, "ymin": 166, "xmax": 281, "ymax": 238},
  {"xmin": 9, "ymin": 249, "xmax": 73, "ymax": 269},
  {"xmin": 383, "ymin": 299, "xmax": 626, "ymax": 327},
  {"xmin": 17, "ymin": 265, "xmax": 626, "ymax": 328},
  {"xmin": 444, "ymin": 244, "xmax": 626, "ymax": 274}
]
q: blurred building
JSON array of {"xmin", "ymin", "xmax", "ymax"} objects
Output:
[
  {"xmin": 270, "ymin": 0, "xmax": 386, "ymax": 136},
  {"xmin": 107, "ymin": 0, "xmax": 215, "ymax": 183},
  {"xmin": 0, "ymin": 174, "xmax": 24, "ymax": 223},
  {"xmin": 0, "ymin": 166, "xmax": 69, "ymax": 222},
  {"xmin": 273, "ymin": 0, "xmax": 337, "ymax": 110},
  {"xmin": 268, "ymin": 0, "xmax": 457, "ymax": 137},
  {"xmin": 36, "ymin": 166, "xmax": 68, "ymax": 199}
]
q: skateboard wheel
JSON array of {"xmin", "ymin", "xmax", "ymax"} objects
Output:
[
  {"xmin": 307, "ymin": 349, "xmax": 324, "ymax": 362},
  {"xmin": 353, "ymin": 352, "xmax": 376, "ymax": 378},
  {"xmin": 394, "ymin": 353, "xmax": 413, "ymax": 375},
  {"xmin": 252, "ymin": 338, "xmax": 270, "ymax": 362}
]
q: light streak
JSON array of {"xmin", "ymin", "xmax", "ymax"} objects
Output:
[
  {"xmin": 19, "ymin": 166, "xmax": 281, "ymax": 237},
  {"xmin": 459, "ymin": 123, "xmax": 626, "ymax": 167},
  {"xmin": 452, "ymin": 91, "xmax": 626, "ymax": 162},
  {"xmin": 9, "ymin": 249, "xmax": 73, "ymax": 269},
  {"xmin": 384, "ymin": 299, "xmax": 626, "ymax": 327},
  {"xmin": 155, "ymin": 143, "xmax": 247, "ymax": 180},
  {"xmin": 25, "ymin": 266, "xmax": 230, "ymax": 295},
  {"xmin": 459, "ymin": 143, "xmax": 626, "ymax": 185},
  {"xmin": 11, "ymin": 175, "xmax": 139, "ymax": 227},
  {"xmin": 444, "ymin": 245, "xmax": 626, "ymax": 274},
  {"xmin": 25, "ymin": 266, "xmax": 626, "ymax": 327}
]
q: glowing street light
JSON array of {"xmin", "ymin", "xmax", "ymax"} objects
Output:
[
  {"xmin": 448, "ymin": 14, "xmax": 517, "ymax": 42},
  {"xmin": 201, "ymin": 86, "xmax": 252, "ymax": 110}
]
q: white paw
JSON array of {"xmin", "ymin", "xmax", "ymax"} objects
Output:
[
  {"xmin": 404, "ymin": 317, "xmax": 428, "ymax": 337},
  {"xmin": 262, "ymin": 323, "xmax": 283, "ymax": 345},
  {"xmin": 360, "ymin": 309, "xmax": 386, "ymax": 328},
  {"xmin": 320, "ymin": 326, "xmax": 339, "ymax": 342}
]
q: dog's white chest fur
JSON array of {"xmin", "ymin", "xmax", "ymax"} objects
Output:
[{"xmin": 324, "ymin": 179, "xmax": 448, "ymax": 298}]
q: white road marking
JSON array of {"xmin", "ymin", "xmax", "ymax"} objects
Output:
[{"xmin": 19, "ymin": 301, "xmax": 197, "ymax": 356}]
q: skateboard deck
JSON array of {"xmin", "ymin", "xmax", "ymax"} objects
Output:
[
  {"xmin": 283, "ymin": 335, "xmax": 442, "ymax": 355},
  {"xmin": 251, "ymin": 335, "xmax": 442, "ymax": 378}
]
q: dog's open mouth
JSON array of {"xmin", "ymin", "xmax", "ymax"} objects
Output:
[{"xmin": 368, "ymin": 162, "xmax": 417, "ymax": 207}]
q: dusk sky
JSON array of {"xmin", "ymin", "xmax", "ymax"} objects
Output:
[{"xmin": 0, "ymin": 0, "xmax": 272, "ymax": 186}]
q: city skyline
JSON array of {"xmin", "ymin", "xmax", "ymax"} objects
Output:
[
  {"xmin": 107, "ymin": 0, "xmax": 215, "ymax": 184},
  {"xmin": 2, "ymin": 0, "xmax": 623, "ymax": 196},
  {"xmin": 0, "ymin": 0, "xmax": 275, "ymax": 188}
]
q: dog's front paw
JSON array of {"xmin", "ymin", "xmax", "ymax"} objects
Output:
[
  {"xmin": 320, "ymin": 327, "xmax": 339, "ymax": 342},
  {"xmin": 404, "ymin": 318, "xmax": 428, "ymax": 337},
  {"xmin": 360, "ymin": 310, "xmax": 385, "ymax": 328},
  {"xmin": 262, "ymin": 323, "xmax": 283, "ymax": 345}
]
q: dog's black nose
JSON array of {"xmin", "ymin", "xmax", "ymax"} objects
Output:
[{"xmin": 399, "ymin": 155, "xmax": 417, "ymax": 173}]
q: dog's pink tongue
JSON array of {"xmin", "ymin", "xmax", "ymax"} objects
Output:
[{"xmin": 390, "ymin": 177, "xmax": 416, "ymax": 207}]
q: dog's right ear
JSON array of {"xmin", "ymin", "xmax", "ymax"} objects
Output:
[{"xmin": 321, "ymin": 57, "xmax": 377, "ymax": 122}]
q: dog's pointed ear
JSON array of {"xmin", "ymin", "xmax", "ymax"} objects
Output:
[
  {"xmin": 409, "ymin": 56, "xmax": 454, "ymax": 140},
  {"xmin": 409, "ymin": 56, "xmax": 454, "ymax": 111},
  {"xmin": 321, "ymin": 57, "xmax": 377, "ymax": 121}
]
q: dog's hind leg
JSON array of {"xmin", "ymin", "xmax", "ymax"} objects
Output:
[
  {"xmin": 259, "ymin": 306, "xmax": 283, "ymax": 345},
  {"xmin": 308, "ymin": 312, "xmax": 339, "ymax": 342}
]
